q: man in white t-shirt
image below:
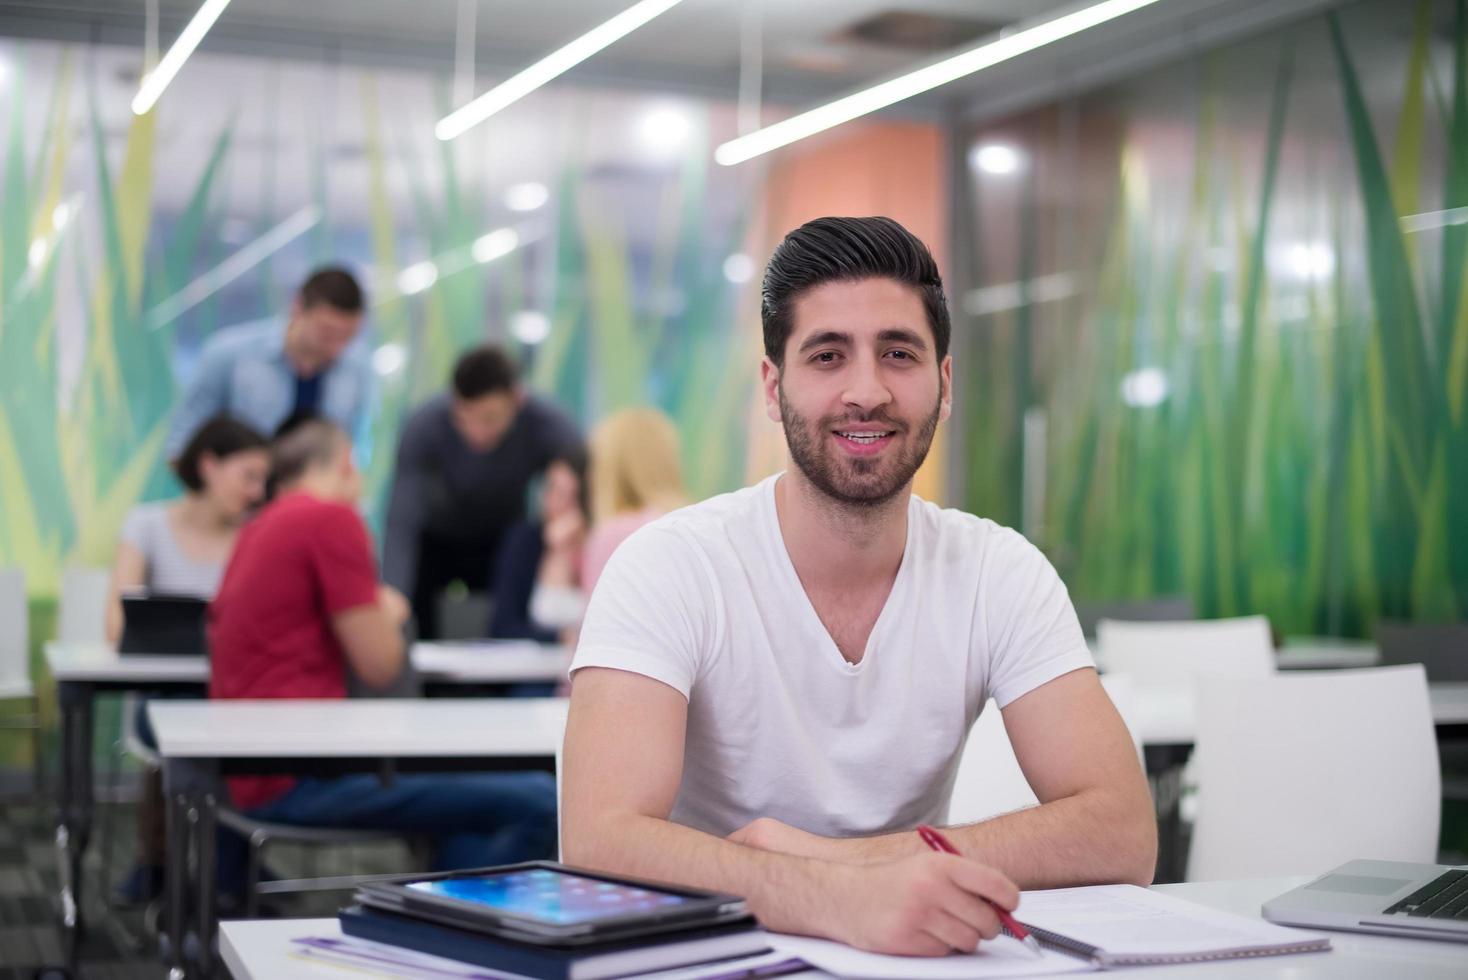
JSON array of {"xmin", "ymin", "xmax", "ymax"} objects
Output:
[{"xmin": 562, "ymin": 216, "xmax": 1155, "ymax": 956}]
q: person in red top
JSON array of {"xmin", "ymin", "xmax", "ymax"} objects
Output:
[{"xmin": 209, "ymin": 416, "xmax": 556, "ymax": 880}]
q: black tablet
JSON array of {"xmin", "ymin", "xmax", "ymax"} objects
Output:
[{"xmin": 356, "ymin": 862, "xmax": 751, "ymax": 946}]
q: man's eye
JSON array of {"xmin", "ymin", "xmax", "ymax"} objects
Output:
[
  {"xmin": 813, "ymin": 351, "xmax": 839, "ymax": 363},
  {"xmin": 887, "ymin": 349, "xmax": 914, "ymax": 360}
]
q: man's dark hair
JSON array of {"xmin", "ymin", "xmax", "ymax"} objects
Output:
[
  {"xmin": 271, "ymin": 415, "xmax": 348, "ymax": 490},
  {"xmin": 172, "ymin": 415, "xmax": 268, "ymax": 492},
  {"xmin": 760, "ymin": 216, "xmax": 950, "ymax": 367},
  {"xmin": 452, "ymin": 344, "xmax": 520, "ymax": 400},
  {"xmin": 298, "ymin": 266, "xmax": 365, "ymax": 313}
]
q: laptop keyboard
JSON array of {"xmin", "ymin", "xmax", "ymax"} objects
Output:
[{"xmin": 1384, "ymin": 870, "xmax": 1468, "ymax": 920}]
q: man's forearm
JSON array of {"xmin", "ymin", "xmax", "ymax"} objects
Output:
[
  {"xmin": 812, "ymin": 788, "xmax": 1156, "ymax": 887},
  {"xmin": 563, "ymin": 811, "xmax": 848, "ymax": 938}
]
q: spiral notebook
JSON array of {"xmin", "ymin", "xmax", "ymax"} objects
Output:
[
  {"xmin": 1013, "ymin": 884, "xmax": 1331, "ymax": 968},
  {"xmin": 769, "ymin": 884, "xmax": 1329, "ymax": 978}
]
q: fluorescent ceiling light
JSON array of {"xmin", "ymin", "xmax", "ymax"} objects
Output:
[
  {"xmin": 132, "ymin": 0, "xmax": 232, "ymax": 115},
  {"xmin": 436, "ymin": 0, "xmax": 685, "ymax": 141},
  {"xmin": 971, "ymin": 143, "xmax": 1022, "ymax": 175},
  {"xmin": 504, "ymin": 182, "xmax": 550, "ymax": 212},
  {"xmin": 146, "ymin": 206, "xmax": 320, "ymax": 330},
  {"xmin": 398, "ymin": 261, "xmax": 440, "ymax": 296},
  {"xmin": 715, "ymin": 0, "xmax": 1167, "ymax": 166},
  {"xmin": 472, "ymin": 228, "xmax": 520, "ymax": 264},
  {"xmin": 373, "ymin": 343, "xmax": 407, "ymax": 377},
  {"xmin": 639, "ymin": 105, "xmax": 693, "ymax": 155},
  {"xmin": 722, "ymin": 253, "xmax": 754, "ymax": 284},
  {"xmin": 1121, "ymin": 367, "xmax": 1168, "ymax": 408},
  {"xmin": 511, "ymin": 311, "xmax": 552, "ymax": 345}
]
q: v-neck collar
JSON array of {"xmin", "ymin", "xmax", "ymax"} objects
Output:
[{"xmin": 761, "ymin": 474, "xmax": 916, "ymax": 678}]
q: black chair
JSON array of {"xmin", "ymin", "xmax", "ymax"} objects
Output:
[
  {"xmin": 1377, "ymin": 621, "xmax": 1468, "ymax": 811},
  {"xmin": 1073, "ymin": 596, "xmax": 1196, "ymax": 640},
  {"xmin": 1376, "ymin": 621, "xmax": 1468, "ymax": 682}
]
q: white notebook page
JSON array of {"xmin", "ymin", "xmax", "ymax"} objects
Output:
[{"xmin": 1016, "ymin": 885, "xmax": 1330, "ymax": 961}]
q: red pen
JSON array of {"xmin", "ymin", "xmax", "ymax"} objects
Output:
[{"xmin": 915, "ymin": 824, "xmax": 1043, "ymax": 959}]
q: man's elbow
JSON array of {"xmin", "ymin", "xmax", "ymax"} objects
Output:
[
  {"xmin": 1119, "ymin": 790, "xmax": 1158, "ymax": 886},
  {"xmin": 349, "ymin": 639, "xmax": 407, "ymax": 690}
]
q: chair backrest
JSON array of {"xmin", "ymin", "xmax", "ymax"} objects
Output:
[
  {"xmin": 435, "ymin": 591, "xmax": 493, "ymax": 642},
  {"xmin": 1096, "ymin": 615, "xmax": 1274, "ymax": 687},
  {"xmin": 946, "ymin": 675, "xmax": 1144, "ymax": 825},
  {"xmin": 0, "ymin": 568, "xmax": 28, "ymax": 686},
  {"xmin": 1074, "ymin": 596, "xmax": 1195, "ymax": 639},
  {"xmin": 57, "ymin": 566, "xmax": 111, "ymax": 645},
  {"xmin": 1376, "ymin": 620, "xmax": 1468, "ymax": 682},
  {"xmin": 1187, "ymin": 665, "xmax": 1440, "ymax": 881}
]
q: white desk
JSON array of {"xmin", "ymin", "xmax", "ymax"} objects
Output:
[
  {"xmin": 41, "ymin": 639, "xmax": 565, "ymax": 973},
  {"xmin": 44, "ymin": 639, "xmax": 569, "ymax": 688},
  {"xmin": 150, "ymin": 697, "xmax": 567, "ymax": 980},
  {"xmin": 411, "ymin": 641, "xmax": 570, "ymax": 685},
  {"xmin": 148, "ymin": 697, "xmax": 569, "ymax": 760},
  {"xmin": 219, "ymin": 875, "xmax": 1468, "ymax": 979}
]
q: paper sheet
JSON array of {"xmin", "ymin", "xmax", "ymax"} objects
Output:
[
  {"xmin": 767, "ymin": 933, "xmax": 1091, "ymax": 979},
  {"xmin": 1016, "ymin": 885, "xmax": 1329, "ymax": 958}
]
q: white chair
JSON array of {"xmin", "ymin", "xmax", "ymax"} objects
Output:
[
  {"xmin": 1186, "ymin": 665, "xmax": 1440, "ymax": 881},
  {"xmin": 0, "ymin": 568, "xmax": 41, "ymax": 800},
  {"xmin": 947, "ymin": 674, "xmax": 1144, "ymax": 825},
  {"xmin": 1096, "ymin": 615, "xmax": 1275, "ymax": 685},
  {"xmin": 57, "ymin": 566, "xmax": 111, "ymax": 645}
]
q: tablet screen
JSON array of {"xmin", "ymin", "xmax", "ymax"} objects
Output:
[{"xmin": 406, "ymin": 868, "xmax": 699, "ymax": 925}]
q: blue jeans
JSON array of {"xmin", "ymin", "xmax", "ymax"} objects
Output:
[{"xmin": 245, "ymin": 771, "xmax": 558, "ymax": 871}]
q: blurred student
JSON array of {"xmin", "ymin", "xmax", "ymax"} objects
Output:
[
  {"xmin": 487, "ymin": 449, "xmax": 589, "ymax": 643},
  {"xmin": 209, "ymin": 418, "xmax": 556, "ymax": 875},
  {"xmin": 384, "ymin": 344, "xmax": 581, "ymax": 639},
  {"xmin": 166, "ymin": 267, "xmax": 373, "ymax": 460},
  {"xmin": 578, "ymin": 407, "xmax": 688, "ymax": 596},
  {"xmin": 107, "ymin": 416, "xmax": 270, "ymax": 643},
  {"xmin": 525, "ymin": 408, "xmax": 689, "ymax": 638},
  {"xmin": 105, "ymin": 414, "xmax": 269, "ymax": 903}
]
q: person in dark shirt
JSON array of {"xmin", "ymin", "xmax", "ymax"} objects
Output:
[
  {"xmin": 487, "ymin": 448, "xmax": 590, "ymax": 643},
  {"xmin": 383, "ymin": 345, "xmax": 582, "ymax": 639}
]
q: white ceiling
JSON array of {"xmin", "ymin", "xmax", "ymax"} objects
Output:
[{"xmin": 0, "ymin": 0, "xmax": 1079, "ymax": 107}]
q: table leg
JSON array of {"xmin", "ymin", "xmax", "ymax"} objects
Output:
[
  {"xmin": 54, "ymin": 679, "xmax": 94, "ymax": 970},
  {"xmin": 163, "ymin": 757, "xmax": 218, "ymax": 979},
  {"xmin": 164, "ymin": 776, "xmax": 190, "ymax": 980},
  {"xmin": 197, "ymin": 790, "xmax": 218, "ymax": 976}
]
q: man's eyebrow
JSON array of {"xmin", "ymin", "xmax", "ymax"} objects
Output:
[
  {"xmin": 877, "ymin": 327, "xmax": 929, "ymax": 350},
  {"xmin": 797, "ymin": 330, "xmax": 852, "ymax": 354}
]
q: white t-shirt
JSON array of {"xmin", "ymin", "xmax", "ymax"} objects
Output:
[{"xmin": 569, "ymin": 474, "xmax": 1094, "ymax": 838}]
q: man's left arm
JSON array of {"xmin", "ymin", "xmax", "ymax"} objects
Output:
[
  {"xmin": 734, "ymin": 667, "xmax": 1155, "ymax": 886},
  {"xmin": 734, "ymin": 667, "xmax": 1156, "ymax": 886}
]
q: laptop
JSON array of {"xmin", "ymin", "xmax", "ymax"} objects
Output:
[
  {"xmin": 118, "ymin": 593, "xmax": 209, "ymax": 656},
  {"xmin": 1263, "ymin": 859, "xmax": 1468, "ymax": 942}
]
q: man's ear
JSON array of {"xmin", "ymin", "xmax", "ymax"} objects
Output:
[
  {"xmin": 512, "ymin": 385, "xmax": 528, "ymax": 408},
  {"xmin": 760, "ymin": 358, "xmax": 783, "ymax": 423},
  {"xmin": 938, "ymin": 355, "xmax": 953, "ymax": 422}
]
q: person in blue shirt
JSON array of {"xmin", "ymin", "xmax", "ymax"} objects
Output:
[{"xmin": 166, "ymin": 267, "xmax": 375, "ymax": 460}]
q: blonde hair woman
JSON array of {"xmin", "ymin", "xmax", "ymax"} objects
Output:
[
  {"xmin": 582, "ymin": 407, "xmax": 688, "ymax": 590},
  {"xmin": 530, "ymin": 408, "xmax": 687, "ymax": 630}
]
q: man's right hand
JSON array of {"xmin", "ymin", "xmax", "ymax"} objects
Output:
[{"xmin": 818, "ymin": 852, "xmax": 1020, "ymax": 957}]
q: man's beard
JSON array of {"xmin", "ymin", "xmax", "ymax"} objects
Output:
[{"xmin": 778, "ymin": 383, "xmax": 940, "ymax": 509}]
